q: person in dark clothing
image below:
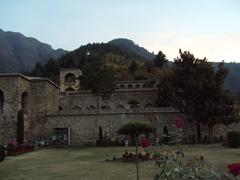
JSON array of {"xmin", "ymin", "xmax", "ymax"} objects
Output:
[{"xmin": 163, "ymin": 126, "xmax": 170, "ymax": 144}]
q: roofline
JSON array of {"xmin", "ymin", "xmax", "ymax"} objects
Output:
[
  {"xmin": 60, "ymin": 68, "xmax": 82, "ymax": 71},
  {"xmin": 0, "ymin": 73, "xmax": 59, "ymax": 89},
  {"xmin": 116, "ymin": 80, "xmax": 158, "ymax": 83}
]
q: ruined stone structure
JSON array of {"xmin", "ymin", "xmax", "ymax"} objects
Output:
[
  {"xmin": 0, "ymin": 69, "xmax": 239, "ymax": 146},
  {"xmin": 0, "ymin": 74, "xmax": 59, "ymax": 144}
]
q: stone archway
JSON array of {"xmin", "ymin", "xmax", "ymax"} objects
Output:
[
  {"xmin": 0, "ymin": 90, "xmax": 4, "ymax": 115},
  {"xmin": 65, "ymin": 73, "xmax": 76, "ymax": 83},
  {"xmin": 17, "ymin": 111, "xmax": 24, "ymax": 144},
  {"xmin": 17, "ymin": 92, "xmax": 29, "ymax": 144}
]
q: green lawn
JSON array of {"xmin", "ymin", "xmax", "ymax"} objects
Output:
[{"xmin": 0, "ymin": 144, "xmax": 239, "ymax": 180}]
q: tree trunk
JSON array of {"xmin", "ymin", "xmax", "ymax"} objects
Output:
[
  {"xmin": 135, "ymin": 135, "xmax": 140, "ymax": 180},
  {"xmin": 208, "ymin": 124, "xmax": 213, "ymax": 144},
  {"xmin": 197, "ymin": 120, "xmax": 201, "ymax": 143}
]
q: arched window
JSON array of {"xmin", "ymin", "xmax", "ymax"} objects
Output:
[
  {"xmin": 128, "ymin": 100, "xmax": 140, "ymax": 108},
  {"xmin": 116, "ymin": 104, "xmax": 124, "ymax": 109},
  {"xmin": 119, "ymin": 84, "xmax": 125, "ymax": 89},
  {"xmin": 73, "ymin": 106, "xmax": 82, "ymax": 110},
  {"xmin": 21, "ymin": 92, "xmax": 28, "ymax": 114},
  {"xmin": 0, "ymin": 90, "xmax": 4, "ymax": 115},
  {"xmin": 65, "ymin": 87, "xmax": 75, "ymax": 91},
  {"xmin": 145, "ymin": 103, "xmax": 153, "ymax": 108},
  {"xmin": 101, "ymin": 105, "xmax": 110, "ymax": 110},
  {"xmin": 59, "ymin": 106, "xmax": 63, "ymax": 111},
  {"xmin": 135, "ymin": 84, "xmax": 140, "ymax": 89},
  {"xmin": 142, "ymin": 84, "xmax": 147, "ymax": 88},
  {"xmin": 127, "ymin": 84, "xmax": 133, "ymax": 89},
  {"xmin": 87, "ymin": 105, "xmax": 96, "ymax": 109},
  {"xmin": 65, "ymin": 73, "xmax": 76, "ymax": 83}
]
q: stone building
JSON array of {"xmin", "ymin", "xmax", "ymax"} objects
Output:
[
  {"xmin": 0, "ymin": 73, "xmax": 59, "ymax": 144},
  {"xmin": 45, "ymin": 69, "xmax": 181, "ymax": 145},
  {"xmin": 0, "ymin": 69, "xmax": 239, "ymax": 146}
]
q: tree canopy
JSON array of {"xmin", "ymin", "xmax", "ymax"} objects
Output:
[
  {"xmin": 154, "ymin": 51, "xmax": 168, "ymax": 68},
  {"xmin": 80, "ymin": 54, "xmax": 116, "ymax": 108},
  {"xmin": 118, "ymin": 121, "xmax": 156, "ymax": 136},
  {"xmin": 171, "ymin": 50, "xmax": 238, "ymax": 142}
]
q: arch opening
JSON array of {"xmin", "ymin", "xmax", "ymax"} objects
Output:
[
  {"xmin": 0, "ymin": 90, "xmax": 4, "ymax": 115},
  {"xmin": 65, "ymin": 73, "xmax": 76, "ymax": 83}
]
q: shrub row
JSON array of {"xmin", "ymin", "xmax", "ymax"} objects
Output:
[
  {"xmin": 0, "ymin": 145, "xmax": 5, "ymax": 162},
  {"xmin": 228, "ymin": 131, "xmax": 240, "ymax": 148}
]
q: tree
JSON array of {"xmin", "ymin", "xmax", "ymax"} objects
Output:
[
  {"xmin": 80, "ymin": 55, "xmax": 116, "ymax": 109},
  {"xmin": 31, "ymin": 62, "xmax": 44, "ymax": 77},
  {"xmin": 118, "ymin": 121, "xmax": 155, "ymax": 180},
  {"xmin": 154, "ymin": 51, "xmax": 168, "ymax": 68},
  {"xmin": 129, "ymin": 60, "xmax": 138, "ymax": 74},
  {"xmin": 172, "ymin": 50, "xmax": 238, "ymax": 143},
  {"xmin": 155, "ymin": 71, "xmax": 174, "ymax": 107}
]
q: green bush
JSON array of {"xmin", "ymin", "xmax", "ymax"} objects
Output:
[
  {"xmin": 0, "ymin": 145, "xmax": 5, "ymax": 162},
  {"xmin": 227, "ymin": 131, "xmax": 240, "ymax": 148},
  {"xmin": 118, "ymin": 121, "xmax": 156, "ymax": 136}
]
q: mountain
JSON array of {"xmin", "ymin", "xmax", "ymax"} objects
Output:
[
  {"xmin": 0, "ymin": 29, "xmax": 239, "ymax": 94},
  {"xmin": 0, "ymin": 28, "xmax": 67, "ymax": 72},
  {"xmin": 108, "ymin": 38, "xmax": 155, "ymax": 60},
  {"xmin": 222, "ymin": 63, "xmax": 240, "ymax": 94}
]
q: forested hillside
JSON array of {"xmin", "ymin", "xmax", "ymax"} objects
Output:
[{"xmin": 0, "ymin": 28, "xmax": 67, "ymax": 72}]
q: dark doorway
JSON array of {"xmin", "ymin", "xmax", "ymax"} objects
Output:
[
  {"xmin": 17, "ymin": 111, "xmax": 24, "ymax": 144},
  {"xmin": 54, "ymin": 128, "xmax": 69, "ymax": 145}
]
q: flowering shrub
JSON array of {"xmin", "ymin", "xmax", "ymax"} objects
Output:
[
  {"xmin": 176, "ymin": 116, "xmax": 184, "ymax": 129},
  {"xmin": 8, "ymin": 139, "xmax": 17, "ymax": 146},
  {"xmin": 141, "ymin": 138, "xmax": 151, "ymax": 148},
  {"xmin": 7, "ymin": 145, "xmax": 34, "ymax": 156},
  {"xmin": 228, "ymin": 163, "xmax": 240, "ymax": 177},
  {"xmin": 122, "ymin": 152, "xmax": 150, "ymax": 162},
  {"xmin": 154, "ymin": 151, "xmax": 221, "ymax": 180}
]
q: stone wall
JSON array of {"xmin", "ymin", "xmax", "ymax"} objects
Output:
[
  {"xmin": 0, "ymin": 74, "xmax": 59, "ymax": 144},
  {"xmin": 29, "ymin": 80, "xmax": 59, "ymax": 139},
  {"xmin": 46, "ymin": 108, "xmax": 181, "ymax": 145},
  {"xmin": 184, "ymin": 121, "xmax": 240, "ymax": 143},
  {"xmin": 59, "ymin": 89, "xmax": 159, "ymax": 111},
  {"xmin": 0, "ymin": 76, "xmax": 31, "ymax": 144},
  {"xmin": 46, "ymin": 109, "xmax": 240, "ymax": 145}
]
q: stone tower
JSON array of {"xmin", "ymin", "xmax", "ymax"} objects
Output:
[{"xmin": 60, "ymin": 68, "xmax": 82, "ymax": 92}]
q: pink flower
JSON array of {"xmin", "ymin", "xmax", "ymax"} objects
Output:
[
  {"xmin": 228, "ymin": 163, "xmax": 240, "ymax": 176},
  {"xmin": 141, "ymin": 138, "xmax": 151, "ymax": 148},
  {"xmin": 176, "ymin": 116, "xmax": 184, "ymax": 129},
  {"xmin": 8, "ymin": 139, "xmax": 17, "ymax": 146}
]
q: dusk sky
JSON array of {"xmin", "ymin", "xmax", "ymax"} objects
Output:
[{"xmin": 1, "ymin": 0, "xmax": 240, "ymax": 62}]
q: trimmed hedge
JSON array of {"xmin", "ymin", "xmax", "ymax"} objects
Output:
[
  {"xmin": 227, "ymin": 131, "xmax": 240, "ymax": 148},
  {"xmin": 0, "ymin": 145, "xmax": 5, "ymax": 162}
]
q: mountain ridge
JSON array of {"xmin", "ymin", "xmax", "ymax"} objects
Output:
[
  {"xmin": 0, "ymin": 29, "xmax": 240, "ymax": 94},
  {"xmin": 0, "ymin": 28, "xmax": 67, "ymax": 72}
]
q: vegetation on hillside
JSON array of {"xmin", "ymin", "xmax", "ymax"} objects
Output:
[{"xmin": 30, "ymin": 42, "xmax": 166, "ymax": 84}]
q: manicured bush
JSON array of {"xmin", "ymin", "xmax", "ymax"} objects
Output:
[
  {"xmin": 118, "ymin": 121, "xmax": 156, "ymax": 136},
  {"xmin": 227, "ymin": 131, "xmax": 240, "ymax": 148},
  {"xmin": 0, "ymin": 145, "xmax": 5, "ymax": 162}
]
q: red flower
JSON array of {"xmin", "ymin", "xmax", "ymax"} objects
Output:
[
  {"xmin": 141, "ymin": 138, "xmax": 151, "ymax": 148},
  {"xmin": 176, "ymin": 116, "xmax": 184, "ymax": 129},
  {"xmin": 227, "ymin": 163, "xmax": 240, "ymax": 176}
]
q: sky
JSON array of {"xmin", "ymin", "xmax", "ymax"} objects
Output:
[{"xmin": 1, "ymin": 0, "xmax": 240, "ymax": 62}]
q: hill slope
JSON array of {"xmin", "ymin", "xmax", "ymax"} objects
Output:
[
  {"xmin": 0, "ymin": 28, "xmax": 67, "ymax": 72},
  {"xmin": 108, "ymin": 38, "xmax": 155, "ymax": 60}
]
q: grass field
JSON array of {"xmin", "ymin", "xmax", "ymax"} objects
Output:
[{"xmin": 0, "ymin": 144, "xmax": 239, "ymax": 180}]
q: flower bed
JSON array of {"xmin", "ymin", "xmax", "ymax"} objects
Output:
[{"xmin": 7, "ymin": 145, "xmax": 34, "ymax": 156}]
